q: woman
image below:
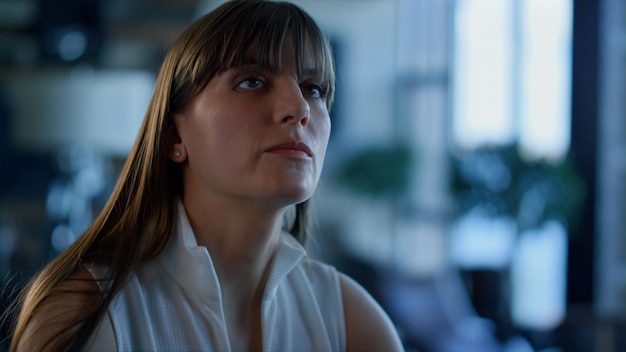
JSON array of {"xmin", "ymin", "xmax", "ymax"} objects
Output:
[{"xmin": 11, "ymin": 1, "xmax": 404, "ymax": 351}]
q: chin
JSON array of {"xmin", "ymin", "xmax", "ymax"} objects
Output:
[
  {"xmin": 263, "ymin": 174, "xmax": 317, "ymax": 200},
  {"xmin": 283, "ymin": 190, "xmax": 315, "ymax": 205},
  {"xmin": 271, "ymin": 184, "xmax": 316, "ymax": 205}
]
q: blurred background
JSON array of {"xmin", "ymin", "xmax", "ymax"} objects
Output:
[{"xmin": 0, "ymin": 0, "xmax": 623, "ymax": 351}]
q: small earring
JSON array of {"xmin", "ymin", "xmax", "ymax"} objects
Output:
[{"xmin": 175, "ymin": 150, "xmax": 181, "ymax": 157}]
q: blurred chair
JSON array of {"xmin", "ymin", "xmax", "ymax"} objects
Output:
[{"xmin": 378, "ymin": 268, "xmax": 534, "ymax": 352}]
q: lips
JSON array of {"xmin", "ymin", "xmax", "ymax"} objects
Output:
[{"xmin": 265, "ymin": 140, "xmax": 313, "ymax": 158}]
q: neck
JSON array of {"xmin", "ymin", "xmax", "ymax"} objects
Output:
[{"xmin": 181, "ymin": 192, "xmax": 287, "ymax": 298}]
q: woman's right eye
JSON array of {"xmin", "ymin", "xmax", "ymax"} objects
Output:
[{"xmin": 237, "ymin": 78, "xmax": 264, "ymax": 90}]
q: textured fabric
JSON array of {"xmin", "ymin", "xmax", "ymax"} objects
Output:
[{"xmin": 85, "ymin": 203, "xmax": 346, "ymax": 351}]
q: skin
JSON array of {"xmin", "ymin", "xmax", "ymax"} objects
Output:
[{"xmin": 171, "ymin": 40, "xmax": 331, "ymax": 350}]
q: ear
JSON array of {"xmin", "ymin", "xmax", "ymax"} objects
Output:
[{"xmin": 166, "ymin": 119, "xmax": 187, "ymax": 163}]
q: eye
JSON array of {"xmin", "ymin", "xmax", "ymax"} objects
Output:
[
  {"xmin": 237, "ymin": 77, "xmax": 265, "ymax": 90},
  {"xmin": 301, "ymin": 83, "xmax": 326, "ymax": 99}
]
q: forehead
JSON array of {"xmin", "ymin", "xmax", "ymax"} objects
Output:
[
  {"xmin": 240, "ymin": 37, "xmax": 319, "ymax": 73},
  {"xmin": 223, "ymin": 27, "xmax": 326, "ymax": 71}
]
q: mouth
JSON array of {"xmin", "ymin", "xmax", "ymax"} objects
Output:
[{"xmin": 265, "ymin": 140, "xmax": 313, "ymax": 158}]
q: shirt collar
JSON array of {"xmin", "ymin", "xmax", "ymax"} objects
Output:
[{"xmin": 157, "ymin": 200, "xmax": 307, "ymax": 303}]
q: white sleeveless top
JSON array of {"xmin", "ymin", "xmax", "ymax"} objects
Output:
[{"xmin": 85, "ymin": 204, "xmax": 346, "ymax": 351}]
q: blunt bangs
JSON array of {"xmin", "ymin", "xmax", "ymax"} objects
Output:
[{"xmin": 169, "ymin": 0, "xmax": 335, "ymax": 113}]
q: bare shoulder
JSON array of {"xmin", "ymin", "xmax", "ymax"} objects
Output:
[
  {"xmin": 339, "ymin": 273, "xmax": 404, "ymax": 352},
  {"xmin": 16, "ymin": 268, "xmax": 103, "ymax": 351}
]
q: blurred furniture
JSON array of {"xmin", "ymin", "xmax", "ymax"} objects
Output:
[{"xmin": 379, "ymin": 268, "xmax": 534, "ymax": 352}]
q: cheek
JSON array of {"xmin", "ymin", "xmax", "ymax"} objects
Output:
[
  {"xmin": 316, "ymin": 113, "xmax": 331, "ymax": 148},
  {"xmin": 323, "ymin": 117, "xmax": 331, "ymax": 142},
  {"xmin": 202, "ymin": 110, "xmax": 250, "ymax": 150},
  {"xmin": 314, "ymin": 116, "xmax": 331, "ymax": 168}
]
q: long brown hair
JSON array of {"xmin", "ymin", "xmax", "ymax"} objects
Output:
[{"xmin": 10, "ymin": 1, "xmax": 335, "ymax": 350}]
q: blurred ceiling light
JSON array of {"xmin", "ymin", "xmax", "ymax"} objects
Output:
[{"xmin": 57, "ymin": 28, "xmax": 89, "ymax": 61}]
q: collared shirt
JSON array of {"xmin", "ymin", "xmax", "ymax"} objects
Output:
[{"xmin": 86, "ymin": 203, "xmax": 346, "ymax": 351}]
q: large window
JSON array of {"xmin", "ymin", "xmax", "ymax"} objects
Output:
[{"xmin": 451, "ymin": 0, "xmax": 574, "ymax": 330}]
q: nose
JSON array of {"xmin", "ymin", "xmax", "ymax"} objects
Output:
[{"xmin": 273, "ymin": 78, "xmax": 310, "ymax": 126}]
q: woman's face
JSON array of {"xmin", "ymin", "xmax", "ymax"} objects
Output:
[{"xmin": 172, "ymin": 40, "xmax": 331, "ymax": 208}]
